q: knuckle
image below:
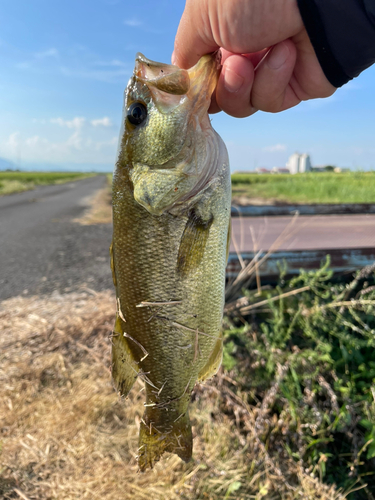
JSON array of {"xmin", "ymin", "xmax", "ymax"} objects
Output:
[{"xmin": 252, "ymin": 90, "xmax": 283, "ymax": 113}]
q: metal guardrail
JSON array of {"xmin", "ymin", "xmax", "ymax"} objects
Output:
[
  {"xmin": 226, "ymin": 247, "xmax": 375, "ymax": 279},
  {"xmin": 231, "ymin": 204, "xmax": 375, "ymax": 217}
]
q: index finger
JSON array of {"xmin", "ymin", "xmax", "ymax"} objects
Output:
[{"xmin": 173, "ymin": 0, "xmax": 219, "ymax": 69}]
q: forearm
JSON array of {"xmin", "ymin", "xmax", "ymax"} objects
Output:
[{"xmin": 297, "ymin": 0, "xmax": 375, "ymax": 87}]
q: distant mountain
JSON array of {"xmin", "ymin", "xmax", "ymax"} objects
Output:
[{"xmin": 0, "ymin": 157, "xmax": 16, "ymax": 170}]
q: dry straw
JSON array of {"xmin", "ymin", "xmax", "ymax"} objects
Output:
[{"xmin": 0, "ymin": 289, "xmax": 347, "ymax": 499}]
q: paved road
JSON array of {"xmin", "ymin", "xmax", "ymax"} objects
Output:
[
  {"xmin": 0, "ymin": 176, "xmax": 113, "ymax": 301},
  {"xmin": 1, "ymin": 178, "xmax": 374, "ymax": 301},
  {"xmin": 230, "ymin": 214, "xmax": 375, "ymax": 253}
]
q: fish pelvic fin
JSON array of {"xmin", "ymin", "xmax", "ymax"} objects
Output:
[
  {"xmin": 198, "ymin": 332, "xmax": 223, "ymax": 382},
  {"xmin": 111, "ymin": 316, "xmax": 139, "ymax": 397},
  {"xmin": 137, "ymin": 412, "xmax": 192, "ymax": 471}
]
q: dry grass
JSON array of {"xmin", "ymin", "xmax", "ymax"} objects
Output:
[
  {"xmin": 74, "ymin": 175, "xmax": 112, "ymax": 225},
  {"xmin": 0, "ymin": 291, "xmax": 347, "ymax": 500}
]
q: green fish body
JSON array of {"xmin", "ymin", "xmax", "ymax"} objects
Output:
[{"xmin": 111, "ymin": 52, "xmax": 231, "ymax": 471}]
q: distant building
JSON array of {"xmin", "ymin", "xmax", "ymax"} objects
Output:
[
  {"xmin": 299, "ymin": 153, "xmax": 312, "ymax": 173},
  {"xmin": 272, "ymin": 167, "xmax": 290, "ymax": 174},
  {"xmin": 286, "ymin": 152, "xmax": 312, "ymax": 174},
  {"xmin": 287, "ymin": 153, "xmax": 300, "ymax": 174},
  {"xmin": 313, "ymin": 165, "xmax": 344, "ymax": 172},
  {"xmin": 312, "ymin": 165, "xmax": 328, "ymax": 172},
  {"xmin": 334, "ymin": 167, "xmax": 350, "ymax": 173},
  {"xmin": 256, "ymin": 167, "xmax": 270, "ymax": 174}
]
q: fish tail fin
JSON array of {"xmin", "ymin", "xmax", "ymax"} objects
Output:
[{"xmin": 137, "ymin": 412, "xmax": 192, "ymax": 471}]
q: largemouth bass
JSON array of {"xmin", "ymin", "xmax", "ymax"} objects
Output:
[{"xmin": 110, "ymin": 52, "xmax": 231, "ymax": 471}]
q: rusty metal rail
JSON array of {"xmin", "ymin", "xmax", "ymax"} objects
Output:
[
  {"xmin": 231, "ymin": 204, "xmax": 375, "ymax": 217},
  {"xmin": 226, "ymin": 247, "xmax": 375, "ymax": 279}
]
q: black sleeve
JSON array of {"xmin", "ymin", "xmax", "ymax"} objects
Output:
[{"xmin": 297, "ymin": 0, "xmax": 375, "ymax": 87}]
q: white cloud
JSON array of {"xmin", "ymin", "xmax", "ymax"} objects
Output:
[
  {"xmin": 6, "ymin": 132, "xmax": 20, "ymax": 149},
  {"xmin": 91, "ymin": 117, "xmax": 112, "ymax": 127},
  {"xmin": 93, "ymin": 59, "xmax": 127, "ymax": 67},
  {"xmin": 263, "ymin": 143, "xmax": 287, "ymax": 152},
  {"xmin": 14, "ymin": 44, "xmax": 131, "ymax": 83},
  {"xmin": 25, "ymin": 135, "xmax": 46, "ymax": 147},
  {"xmin": 34, "ymin": 48, "xmax": 59, "ymax": 59},
  {"xmin": 50, "ymin": 117, "xmax": 85, "ymax": 129},
  {"xmin": 59, "ymin": 65, "xmax": 130, "ymax": 83},
  {"xmin": 66, "ymin": 130, "xmax": 83, "ymax": 150},
  {"xmin": 15, "ymin": 62, "xmax": 31, "ymax": 70},
  {"xmin": 94, "ymin": 136, "xmax": 118, "ymax": 150},
  {"xmin": 124, "ymin": 18, "xmax": 142, "ymax": 27},
  {"xmin": 1, "ymin": 129, "xmax": 118, "ymax": 165}
]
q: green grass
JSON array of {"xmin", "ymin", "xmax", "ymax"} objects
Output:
[
  {"xmin": 231, "ymin": 171, "xmax": 375, "ymax": 204},
  {"xmin": 0, "ymin": 171, "xmax": 96, "ymax": 195},
  {"xmin": 224, "ymin": 258, "xmax": 375, "ymax": 498}
]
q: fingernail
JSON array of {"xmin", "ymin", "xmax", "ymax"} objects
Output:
[
  {"xmin": 223, "ymin": 67, "xmax": 244, "ymax": 93},
  {"xmin": 171, "ymin": 51, "xmax": 176, "ymax": 65},
  {"xmin": 267, "ymin": 42, "xmax": 289, "ymax": 70}
]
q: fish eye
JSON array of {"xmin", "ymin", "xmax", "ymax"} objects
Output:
[{"xmin": 127, "ymin": 102, "xmax": 147, "ymax": 126}]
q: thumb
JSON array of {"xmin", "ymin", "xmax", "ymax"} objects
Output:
[{"xmin": 174, "ymin": 0, "xmax": 219, "ymax": 69}]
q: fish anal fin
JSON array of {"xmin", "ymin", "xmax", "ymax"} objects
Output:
[
  {"xmin": 111, "ymin": 316, "xmax": 138, "ymax": 397},
  {"xmin": 109, "ymin": 240, "xmax": 117, "ymax": 287},
  {"xmin": 198, "ymin": 333, "xmax": 223, "ymax": 382},
  {"xmin": 177, "ymin": 209, "xmax": 213, "ymax": 276},
  {"xmin": 138, "ymin": 412, "xmax": 192, "ymax": 471}
]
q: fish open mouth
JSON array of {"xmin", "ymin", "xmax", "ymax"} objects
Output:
[{"xmin": 134, "ymin": 51, "xmax": 221, "ymax": 101}]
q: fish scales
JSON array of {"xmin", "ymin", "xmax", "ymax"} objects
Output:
[{"xmin": 111, "ymin": 52, "xmax": 231, "ymax": 471}]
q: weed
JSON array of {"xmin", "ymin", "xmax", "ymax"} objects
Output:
[{"xmin": 224, "ymin": 258, "xmax": 375, "ymax": 498}]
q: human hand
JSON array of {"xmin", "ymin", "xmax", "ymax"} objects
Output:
[{"xmin": 173, "ymin": 0, "xmax": 336, "ymax": 117}]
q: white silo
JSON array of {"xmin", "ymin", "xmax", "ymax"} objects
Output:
[
  {"xmin": 286, "ymin": 153, "xmax": 300, "ymax": 174},
  {"xmin": 299, "ymin": 154, "xmax": 312, "ymax": 173}
]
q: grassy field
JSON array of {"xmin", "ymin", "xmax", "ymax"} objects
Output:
[
  {"xmin": 0, "ymin": 171, "xmax": 95, "ymax": 195},
  {"xmin": 232, "ymin": 171, "xmax": 375, "ymax": 204},
  {"xmin": 5, "ymin": 170, "xmax": 374, "ymax": 204},
  {"xmin": 1, "ymin": 260, "xmax": 374, "ymax": 499}
]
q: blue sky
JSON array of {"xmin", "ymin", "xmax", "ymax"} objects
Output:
[{"xmin": 0, "ymin": 0, "xmax": 374, "ymax": 172}]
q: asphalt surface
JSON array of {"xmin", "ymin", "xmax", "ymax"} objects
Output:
[{"xmin": 0, "ymin": 176, "xmax": 113, "ymax": 301}]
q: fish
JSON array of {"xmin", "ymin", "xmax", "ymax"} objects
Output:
[{"xmin": 110, "ymin": 51, "xmax": 231, "ymax": 471}]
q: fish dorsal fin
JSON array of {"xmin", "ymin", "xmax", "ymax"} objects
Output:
[{"xmin": 177, "ymin": 209, "xmax": 213, "ymax": 276}]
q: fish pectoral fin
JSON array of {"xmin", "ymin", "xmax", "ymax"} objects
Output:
[
  {"xmin": 198, "ymin": 333, "xmax": 223, "ymax": 382},
  {"xmin": 111, "ymin": 316, "xmax": 139, "ymax": 397},
  {"xmin": 177, "ymin": 209, "xmax": 213, "ymax": 276},
  {"xmin": 138, "ymin": 412, "xmax": 192, "ymax": 471},
  {"xmin": 109, "ymin": 240, "xmax": 117, "ymax": 287}
]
